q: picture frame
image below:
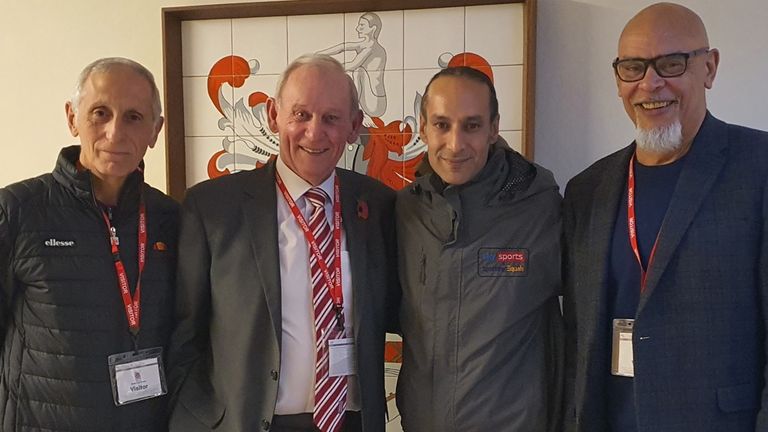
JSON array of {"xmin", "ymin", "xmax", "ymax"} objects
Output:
[{"xmin": 162, "ymin": 0, "xmax": 537, "ymax": 200}]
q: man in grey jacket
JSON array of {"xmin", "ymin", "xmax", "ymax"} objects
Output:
[{"xmin": 395, "ymin": 66, "xmax": 563, "ymax": 432}]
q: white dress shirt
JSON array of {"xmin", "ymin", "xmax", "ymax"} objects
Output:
[{"xmin": 274, "ymin": 158, "xmax": 360, "ymax": 414}]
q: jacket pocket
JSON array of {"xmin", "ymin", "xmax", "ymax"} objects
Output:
[
  {"xmin": 717, "ymin": 382, "xmax": 759, "ymax": 413},
  {"xmin": 177, "ymin": 377, "xmax": 226, "ymax": 428}
]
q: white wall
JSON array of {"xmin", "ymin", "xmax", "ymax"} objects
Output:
[
  {"xmin": 1, "ymin": 0, "xmax": 766, "ymax": 191},
  {"xmin": 535, "ymin": 0, "xmax": 768, "ymax": 189},
  {"xmin": 0, "ymin": 0, "xmax": 272, "ymax": 190}
]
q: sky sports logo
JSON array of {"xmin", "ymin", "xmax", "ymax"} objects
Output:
[
  {"xmin": 478, "ymin": 248, "xmax": 528, "ymax": 277},
  {"xmin": 44, "ymin": 238, "xmax": 76, "ymax": 247}
]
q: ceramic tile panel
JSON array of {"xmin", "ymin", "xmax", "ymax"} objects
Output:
[
  {"xmin": 232, "ymin": 140, "xmax": 267, "ymax": 172},
  {"xmin": 499, "ymin": 130, "xmax": 523, "ymax": 153},
  {"xmin": 232, "ymin": 16, "xmax": 289, "ymax": 75},
  {"xmin": 403, "ymin": 68, "xmax": 438, "ymax": 118},
  {"xmin": 493, "ymin": 65, "xmax": 524, "ymax": 131},
  {"xmin": 342, "ymin": 11, "xmax": 404, "ymax": 71},
  {"xmin": 184, "ymin": 76, "xmax": 233, "ymax": 137},
  {"xmin": 287, "ymin": 14, "xmax": 344, "ymax": 63},
  {"xmin": 356, "ymin": 133, "xmax": 411, "ymax": 190},
  {"xmin": 231, "ymin": 72, "xmax": 279, "ymax": 126},
  {"xmin": 336, "ymin": 148, "xmax": 347, "ymax": 170},
  {"xmin": 182, "ymin": 19, "xmax": 232, "ymax": 77},
  {"xmin": 184, "ymin": 135, "xmax": 235, "ymax": 187},
  {"xmin": 353, "ymin": 66, "xmax": 408, "ymax": 189},
  {"xmin": 385, "ymin": 362, "xmax": 402, "ymax": 431},
  {"xmin": 385, "ymin": 332, "xmax": 403, "ymax": 431},
  {"xmin": 352, "ymin": 68, "xmax": 404, "ymax": 126},
  {"xmin": 344, "ymin": 138, "xmax": 366, "ymax": 175},
  {"xmin": 226, "ymin": 73, "xmax": 280, "ymax": 168},
  {"xmin": 401, "ymin": 68, "xmax": 434, "ymax": 184},
  {"xmin": 403, "ymin": 7, "xmax": 464, "ymax": 70},
  {"xmin": 179, "ymin": 3, "xmax": 529, "ymax": 192},
  {"xmin": 465, "ymin": 3, "xmax": 524, "ymax": 66}
]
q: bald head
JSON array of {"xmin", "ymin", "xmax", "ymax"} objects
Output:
[
  {"xmin": 615, "ymin": 2, "xmax": 719, "ymax": 165},
  {"xmin": 620, "ymin": 3, "xmax": 709, "ymax": 52}
]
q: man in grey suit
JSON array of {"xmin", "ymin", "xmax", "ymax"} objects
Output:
[
  {"xmin": 562, "ymin": 3, "xmax": 768, "ymax": 431},
  {"xmin": 167, "ymin": 54, "xmax": 399, "ymax": 432}
]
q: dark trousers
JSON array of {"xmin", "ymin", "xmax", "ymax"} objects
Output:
[{"xmin": 270, "ymin": 411, "xmax": 362, "ymax": 432}]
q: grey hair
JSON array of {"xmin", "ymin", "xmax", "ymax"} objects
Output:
[
  {"xmin": 274, "ymin": 53, "xmax": 360, "ymax": 115},
  {"xmin": 70, "ymin": 57, "xmax": 162, "ymax": 123}
]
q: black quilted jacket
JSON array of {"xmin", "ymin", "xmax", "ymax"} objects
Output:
[{"xmin": 0, "ymin": 146, "xmax": 178, "ymax": 431}]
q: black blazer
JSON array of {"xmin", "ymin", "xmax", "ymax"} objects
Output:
[
  {"xmin": 562, "ymin": 113, "xmax": 768, "ymax": 431},
  {"xmin": 167, "ymin": 159, "xmax": 399, "ymax": 432}
]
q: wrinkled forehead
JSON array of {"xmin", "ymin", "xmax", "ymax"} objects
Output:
[
  {"xmin": 282, "ymin": 65, "xmax": 355, "ymax": 110},
  {"xmin": 83, "ymin": 68, "xmax": 154, "ymax": 103}
]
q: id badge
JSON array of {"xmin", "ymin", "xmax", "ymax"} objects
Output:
[
  {"xmin": 328, "ymin": 338, "xmax": 357, "ymax": 377},
  {"xmin": 108, "ymin": 347, "xmax": 167, "ymax": 406},
  {"xmin": 611, "ymin": 319, "xmax": 634, "ymax": 377}
]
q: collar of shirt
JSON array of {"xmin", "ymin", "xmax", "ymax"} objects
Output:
[{"xmin": 275, "ymin": 157, "xmax": 336, "ymax": 221}]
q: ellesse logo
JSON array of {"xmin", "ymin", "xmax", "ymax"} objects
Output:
[{"xmin": 44, "ymin": 238, "xmax": 76, "ymax": 247}]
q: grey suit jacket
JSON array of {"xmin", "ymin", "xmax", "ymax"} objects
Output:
[
  {"xmin": 167, "ymin": 159, "xmax": 399, "ymax": 432},
  {"xmin": 562, "ymin": 113, "xmax": 768, "ymax": 432}
]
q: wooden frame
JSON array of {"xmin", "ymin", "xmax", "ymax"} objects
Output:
[{"xmin": 162, "ymin": 0, "xmax": 537, "ymax": 200}]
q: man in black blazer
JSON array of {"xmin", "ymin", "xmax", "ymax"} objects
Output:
[
  {"xmin": 563, "ymin": 3, "xmax": 768, "ymax": 431},
  {"xmin": 168, "ymin": 54, "xmax": 399, "ymax": 432}
]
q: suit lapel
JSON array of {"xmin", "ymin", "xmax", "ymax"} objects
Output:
[
  {"xmin": 583, "ymin": 147, "xmax": 634, "ymax": 329},
  {"xmin": 638, "ymin": 114, "xmax": 728, "ymax": 311},
  {"xmin": 571, "ymin": 146, "xmax": 633, "ymax": 416},
  {"xmin": 337, "ymin": 170, "xmax": 367, "ymax": 342},
  {"xmin": 241, "ymin": 160, "xmax": 283, "ymax": 347}
]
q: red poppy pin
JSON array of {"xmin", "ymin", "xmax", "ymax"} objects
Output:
[{"xmin": 357, "ymin": 200, "xmax": 369, "ymax": 220}]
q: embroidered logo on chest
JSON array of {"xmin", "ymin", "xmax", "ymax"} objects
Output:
[
  {"xmin": 478, "ymin": 248, "xmax": 528, "ymax": 277},
  {"xmin": 44, "ymin": 238, "xmax": 76, "ymax": 248}
]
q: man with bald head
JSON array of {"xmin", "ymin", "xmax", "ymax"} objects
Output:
[
  {"xmin": 167, "ymin": 54, "xmax": 399, "ymax": 432},
  {"xmin": 562, "ymin": 3, "xmax": 768, "ymax": 431}
]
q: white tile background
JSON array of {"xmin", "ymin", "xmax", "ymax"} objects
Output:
[{"xmin": 181, "ymin": 3, "xmax": 527, "ymax": 195}]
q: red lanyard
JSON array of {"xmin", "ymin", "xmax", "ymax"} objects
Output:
[
  {"xmin": 275, "ymin": 172, "xmax": 345, "ymax": 329},
  {"xmin": 627, "ymin": 154, "xmax": 660, "ymax": 293},
  {"xmin": 100, "ymin": 199, "xmax": 147, "ymax": 336}
]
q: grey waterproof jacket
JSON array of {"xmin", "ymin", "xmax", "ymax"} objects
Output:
[{"xmin": 395, "ymin": 143, "xmax": 563, "ymax": 432}]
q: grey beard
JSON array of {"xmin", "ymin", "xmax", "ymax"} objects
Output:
[{"xmin": 635, "ymin": 120, "xmax": 683, "ymax": 154}]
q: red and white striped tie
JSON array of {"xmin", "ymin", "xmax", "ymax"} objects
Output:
[{"xmin": 305, "ymin": 187, "xmax": 347, "ymax": 432}]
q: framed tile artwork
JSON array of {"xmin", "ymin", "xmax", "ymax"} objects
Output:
[
  {"xmin": 162, "ymin": 1, "xmax": 535, "ymax": 429},
  {"xmin": 162, "ymin": 0, "xmax": 536, "ymax": 200}
]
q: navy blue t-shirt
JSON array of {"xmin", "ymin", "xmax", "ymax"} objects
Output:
[{"xmin": 606, "ymin": 155, "xmax": 684, "ymax": 431}]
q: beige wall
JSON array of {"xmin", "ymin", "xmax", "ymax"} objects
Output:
[{"xmin": 0, "ymin": 0, "xmax": 272, "ymax": 190}]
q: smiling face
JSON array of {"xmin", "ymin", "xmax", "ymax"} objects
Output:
[
  {"xmin": 66, "ymin": 65, "xmax": 163, "ymax": 186},
  {"xmin": 267, "ymin": 64, "xmax": 362, "ymax": 186},
  {"xmin": 420, "ymin": 75, "xmax": 499, "ymax": 186},
  {"xmin": 616, "ymin": 3, "xmax": 718, "ymax": 155}
]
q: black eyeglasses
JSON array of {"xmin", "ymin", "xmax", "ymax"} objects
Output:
[{"xmin": 612, "ymin": 48, "xmax": 710, "ymax": 82}]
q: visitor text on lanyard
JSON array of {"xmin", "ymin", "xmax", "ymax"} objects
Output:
[{"xmin": 275, "ymin": 172, "xmax": 345, "ymax": 331}]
